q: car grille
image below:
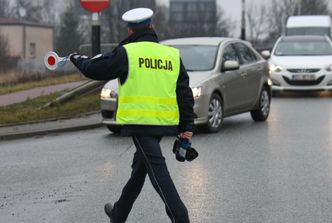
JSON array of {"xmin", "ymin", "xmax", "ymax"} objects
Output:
[
  {"xmin": 287, "ymin": 68, "xmax": 320, "ymax": 73},
  {"xmin": 282, "ymin": 75, "xmax": 325, "ymax": 86}
]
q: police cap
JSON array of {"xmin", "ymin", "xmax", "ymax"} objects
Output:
[{"xmin": 122, "ymin": 8, "xmax": 154, "ymax": 28}]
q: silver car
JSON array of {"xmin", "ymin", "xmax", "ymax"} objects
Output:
[{"xmin": 100, "ymin": 37, "xmax": 272, "ymax": 133}]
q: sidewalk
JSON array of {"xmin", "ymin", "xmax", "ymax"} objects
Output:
[
  {"xmin": 0, "ymin": 112, "xmax": 103, "ymax": 141},
  {"xmin": 0, "ymin": 80, "xmax": 88, "ymax": 106}
]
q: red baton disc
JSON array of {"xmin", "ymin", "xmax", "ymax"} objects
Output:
[
  {"xmin": 80, "ymin": 0, "xmax": 110, "ymax": 13},
  {"xmin": 44, "ymin": 51, "xmax": 60, "ymax": 71},
  {"xmin": 48, "ymin": 56, "xmax": 56, "ymax": 66}
]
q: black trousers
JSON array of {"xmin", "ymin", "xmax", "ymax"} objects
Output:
[{"xmin": 111, "ymin": 135, "xmax": 190, "ymax": 223}]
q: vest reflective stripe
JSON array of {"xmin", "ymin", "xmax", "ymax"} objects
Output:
[
  {"xmin": 117, "ymin": 42, "xmax": 180, "ymax": 125},
  {"xmin": 117, "ymin": 110, "xmax": 179, "ymax": 119},
  {"xmin": 118, "ymin": 96, "xmax": 178, "ymax": 106}
]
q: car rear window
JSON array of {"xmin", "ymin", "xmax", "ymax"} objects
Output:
[{"xmin": 170, "ymin": 45, "xmax": 218, "ymax": 71}]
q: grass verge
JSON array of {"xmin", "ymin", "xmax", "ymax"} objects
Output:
[
  {"xmin": 0, "ymin": 92, "xmax": 100, "ymax": 125},
  {"xmin": 0, "ymin": 73, "xmax": 87, "ymax": 95}
]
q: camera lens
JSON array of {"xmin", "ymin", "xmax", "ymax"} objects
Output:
[{"xmin": 185, "ymin": 148, "xmax": 199, "ymax": 161}]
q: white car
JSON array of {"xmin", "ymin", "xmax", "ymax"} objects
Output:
[{"xmin": 266, "ymin": 35, "xmax": 332, "ymax": 91}]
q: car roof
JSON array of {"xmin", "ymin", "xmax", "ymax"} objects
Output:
[
  {"xmin": 280, "ymin": 35, "xmax": 329, "ymax": 41},
  {"xmin": 162, "ymin": 37, "xmax": 233, "ymax": 46},
  {"xmin": 287, "ymin": 15, "xmax": 331, "ymax": 27}
]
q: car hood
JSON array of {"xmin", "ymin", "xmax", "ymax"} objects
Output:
[
  {"xmin": 270, "ymin": 55, "xmax": 332, "ymax": 68},
  {"xmin": 103, "ymin": 79, "xmax": 118, "ymax": 91},
  {"xmin": 188, "ymin": 71, "xmax": 212, "ymax": 87},
  {"xmin": 103, "ymin": 71, "xmax": 212, "ymax": 91}
]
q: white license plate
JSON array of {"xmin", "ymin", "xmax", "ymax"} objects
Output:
[{"xmin": 292, "ymin": 74, "xmax": 316, "ymax": 81}]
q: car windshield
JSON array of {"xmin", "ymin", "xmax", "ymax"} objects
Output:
[
  {"xmin": 170, "ymin": 45, "xmax": 218, "ymax": 71},
  {"xmin": 274, "ymin": 38, "xmax": 332, "ymax": 56}
]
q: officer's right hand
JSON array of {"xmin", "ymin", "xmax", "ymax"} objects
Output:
[{"xmin": 179, "ymin": 131, "xmax": 193, "ymax": 140}]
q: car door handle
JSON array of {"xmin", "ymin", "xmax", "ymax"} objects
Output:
[{"xmin": 240, "ymin": 72, "xmax": 248, "ymax": 77}]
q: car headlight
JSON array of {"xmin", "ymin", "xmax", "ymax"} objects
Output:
[
  {"xmin": 326, "ymin": 65, "xmax": 332, "ymax": 71},
  {"xmin": 269, "ymin": 64, "xmax": 283, "ymax": 74},
  {"xmin": 101, "ymin": 88, "xmax": 117, "ymax": 99},
  {"xmin": 192, "ymin": 87, "xmax": 202, "ymax": 99},
  {"xmin": 101, "ymin": 88, "xmax": 111, "ymax": 99}
]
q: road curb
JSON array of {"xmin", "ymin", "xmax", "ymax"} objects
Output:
[{"xmin": 0, "ymin": 123, "xmax": 104, "ymax": 141}]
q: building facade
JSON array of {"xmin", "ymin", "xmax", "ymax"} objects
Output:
[
  {"xmin": 0, "ymin": 18, "xmax": 54, "ymax": 71},
  {"xmin": 170, "ymin": 0, "xmax": 217, "ymax": 24}
]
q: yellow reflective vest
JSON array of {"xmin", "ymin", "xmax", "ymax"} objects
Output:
[{"xmin": 116, "ymin": 41, "xmax": 180, "ymax": 125}]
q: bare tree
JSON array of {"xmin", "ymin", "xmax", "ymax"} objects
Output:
[
  {"xmin": 40, "ymin": 0, "xmax": 56, "ymax": 24},
  {"xmin": 10, "ymin": 0, "xmax": 56, "ymax": 24},
  {"xmin": 103, "ymin": 0, "xmax": 157, "ymax": 43},
  {"xmin": 266, "ymin": 0, "xmax": 331, "ymax": 41},
  {"xmin": 12, "ymin": 0, "xmax": 42, "ymax": 22},
  {"xmin": 294, "ymin": 0, "xmax": 330, "ymax": 15},
  {"xmin": 0, "ymin": 32, "xmax": 10, "ymax": 72},
  {"xmin": 246, "ymin": 3, "xmax": 270, "ymax": 46},
  {"xmin": 268, "ymin": 0, "xmax": 297, "ymax": 39},
  {"xmin": 215, "ymin": 7, "xmax": 233, "ymax": 37},
  {"xmin": 0, "ymin": 0, "xmax": 10, "ymax": 70},
  {"xmin": 153, "ymin": 5, "xmax": 170, "ymax": 40},
  {"xmin": 55, "ymin": 3, "xmax": 83, "ymax": 56},
  {"xmin": 103, "ymin": 0, "xmax": 126, "ymax": 43},
  {"xmin": 0, "ymin": 0, "xmax": 12, "ymax": 18}
]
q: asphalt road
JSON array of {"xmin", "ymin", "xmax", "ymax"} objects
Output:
[{"xmin": 1, "ymin": 94, "xmax": 332, "ymax": 223}]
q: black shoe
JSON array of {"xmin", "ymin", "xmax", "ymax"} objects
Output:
[{"xmin": 104, "ymin": 203, "xmax": 115, "ymax": 223}]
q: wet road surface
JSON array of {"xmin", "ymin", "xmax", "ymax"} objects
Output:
[{"xmin": 0, "ymin": 94, "xmax": 332, "ymax": 223}]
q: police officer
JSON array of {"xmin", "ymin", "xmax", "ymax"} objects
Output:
[{"xmin": 70, "ymin": 8, "xmax": 195, "ymax": 223}]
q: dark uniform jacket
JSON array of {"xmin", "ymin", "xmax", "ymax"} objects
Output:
[{"xmin": 70, "ymin": 29, "xmax": 195, "ymax": 136}]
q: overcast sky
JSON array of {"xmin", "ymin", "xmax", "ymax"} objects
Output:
[{"xmin": 157, "ymin": 0, "xmax": 266, "ymax": 36}]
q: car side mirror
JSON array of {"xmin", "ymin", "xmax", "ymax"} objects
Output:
[
  {"xmin": 223, "ymin": 60, "xmax": 240, "ymax": 72},
  {"xmin": 261, "ymin": 50, "xmax": 271, "ymax": 59}
]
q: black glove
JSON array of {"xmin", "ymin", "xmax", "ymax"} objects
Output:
[
  {"xmin": 69, "ymin": 53, "xmax": 80, "ymax": 63},
  {"xmin": 178, "ymin": 123, "xmax": 194, "ymax": 133}
]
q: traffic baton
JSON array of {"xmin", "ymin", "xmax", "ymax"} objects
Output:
[{"xmin": 44, "ymin": 51, "xmax": 70, "ymax": 70}]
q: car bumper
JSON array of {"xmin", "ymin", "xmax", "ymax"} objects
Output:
[
  {"xmin": 100, "ymin": 97, "xmax": 116, "ymax": 125},
  {"xmin": 192, "ymin": 94, "xmax": 210, "ymax": 125},
  {"xmin": 103, "ymin": 118, "xmax": 117, "ymax": 125},
  {"xmin": 100, "ymin": 94, "xmax": 211, "ymax": 126},
  {"xmin": 101, "ymin": 97, "xmax": 117, "ymax": 111},
  {"xmin": 271, "ymin": 71, "xmax": 332, "ymax": 91}
]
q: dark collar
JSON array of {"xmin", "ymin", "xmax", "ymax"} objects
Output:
[{"xmin": 120, "ymin": 29, "xmax": 159, "ymax": 46}]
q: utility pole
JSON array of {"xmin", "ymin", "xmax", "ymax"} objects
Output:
[
  {"xmin": 91, "ymin": 12, "xmax": 101, "ymax": 56},
  {"xmin": 297, "ymin": 0, "xmax": 302, "ymax": 15},
  {"xmin": 79, "ymin": 0, "xmax": 110, "ymax": 57},
  {"xmin": 241, "ymin": 0, "xmax": 246, "ymax": 40}
]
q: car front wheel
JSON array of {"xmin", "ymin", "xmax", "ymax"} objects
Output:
[
  {"xmin": 251, "ymin": 87, "xmax": 270, "ymax": 121},
  {"xmin": 204, "ymin": 93, "xmax": 224, "ymax": 133}
]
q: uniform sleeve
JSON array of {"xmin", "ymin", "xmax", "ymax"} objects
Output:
[
  {"xmin": 70, "ymin": 46, "xmax": 128, "ymax": 82},
  {"xmin": 176, "ymin": 59, "xmax": 196, "ymax": 132}
]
